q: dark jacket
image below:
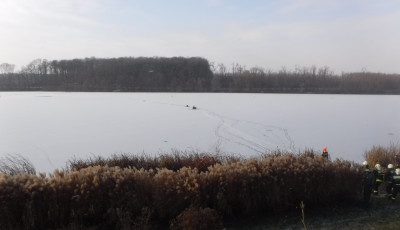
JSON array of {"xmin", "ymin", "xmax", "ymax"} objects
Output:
[
  {"xmin": 373, "ymin": 169, "xmax": 384, "ymax": 183},
  {"xmin": 363, "ymin": 167, "xmax": 375, "ymax": 189},
  {"xmin": 393, "ymin": 173, "xmax": 400, "ymax": 187},
  {"xmin": 385, "ymin": 169, "xmax": 395, "ymax": 182}
]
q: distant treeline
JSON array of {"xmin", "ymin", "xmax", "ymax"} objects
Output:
[
  {"xmin": 1, "ymin": 57, "xmax": 400, "ymax": 94},
  {"xmin": 0, "ymin": 57, "xmax": 213, "ymax": 92}
]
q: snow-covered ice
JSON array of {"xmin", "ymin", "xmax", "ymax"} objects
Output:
[{"xmin": 0, "ymin": 92, "xmax": 399, "ymax": 173}]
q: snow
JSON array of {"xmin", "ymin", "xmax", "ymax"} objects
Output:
[{"xmin": 0, "ymin": 92, "xmax": 399, "ymax": 173}]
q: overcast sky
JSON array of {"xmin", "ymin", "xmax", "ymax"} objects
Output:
[{"xmin": 1, "ymin": 0, "xmax": 400, "ymax": 74}]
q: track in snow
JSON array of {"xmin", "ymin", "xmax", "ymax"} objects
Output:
[
  {"xmin": 202, "ymin": 109, "xmax": 296, "ymax": 155},
  {"xmin": 147, "ymin": 100, "xmax": 296, "ymax": 155}
]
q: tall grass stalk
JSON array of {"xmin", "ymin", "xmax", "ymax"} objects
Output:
[
  {"xmin": 300, "ymin": 201, "xmax": 308, "ymax": 230},
  {"xmin": 0, "ymin": 154, "xmax": 36, "ymax": 175}
]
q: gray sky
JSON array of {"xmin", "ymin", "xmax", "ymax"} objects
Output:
[{"xmin": 1, "ymin": 0, "xmax": 400, "ymax": 74}]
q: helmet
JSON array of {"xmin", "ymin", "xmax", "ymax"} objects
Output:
[
  {"xmin": 375, "ymin": 164, "xmax": 381, "ymax": 170},
  {"xmin": 396, "ymin": 168, "xmax": 400, "ymax": 175},
  {"xmin": 363, "ymin": 161, "xmax": 368, "ymax": 166},
  {"xmin": 323, "ymin": 148, "xmax": 327, "ymax": 152},
  {"xmin": 388, "ymin": 164, "xmax": 394, "ymax": 169}
]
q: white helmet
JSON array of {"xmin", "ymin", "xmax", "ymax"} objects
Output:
[
  {"xmin": 396, "ymin": 168, "xmax": 400, "ymax": 175},
  {"xmin": 363, "ymin": 161, "xmax": 368, "ymax": 166},
  {"xmin": 375, "ymin": 164, "xmax": 381, "ymax": 170},
  {"xmin": 388, "ymin": 164, "xmax": 394, "ymax": 169}
]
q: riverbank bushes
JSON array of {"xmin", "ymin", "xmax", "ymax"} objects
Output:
[
  {"xmin": 364, "ymin": 143, "xmax": 400, "ymax": 169},
  {"xmin": 0, "ymin": 150, "xmax": 364, "ymax": 229}
]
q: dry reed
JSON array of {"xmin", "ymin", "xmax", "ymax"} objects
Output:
[
  {"xmin": 364, "ymin": 143, "xmax": 400, "ymax": 169},
  {"xmin": 0, "ymin": 149, "xmax": 367, "ymax": 229},
  {"xmin": 68, "ymin": 150, "xmax": 241, "ymax": 172},
  {"xmin": 0, "ymin": 154, "xmax": 36, "ymax": 175}
]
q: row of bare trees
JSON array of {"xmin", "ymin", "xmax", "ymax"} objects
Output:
[
  {"xmin": 0, "ymin": 57, "xmax": 213, "ymax": 91},
  {"xmin": 1, "ymin": 58, "xmax": 400, "ymax": 94},
  {"xmin": 209, "ymin": 63, "xmax": 400, "ymax": 94}
]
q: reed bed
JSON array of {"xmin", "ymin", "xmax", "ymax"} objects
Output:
[
  {"xmin": 0, "ymin": 150, "xmax": 364, "ymax": 229},
  {"xmin": 67, "ymin": 150, "xmax": 242, "ymax": 172}
]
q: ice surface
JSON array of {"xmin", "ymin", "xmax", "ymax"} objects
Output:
[{"xmin": 0, "ymin": 92, "xmax": 399, "ymax": 173}]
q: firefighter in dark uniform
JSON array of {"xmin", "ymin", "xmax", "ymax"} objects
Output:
[
  {"xmin": 385, "ymin": 164, "xmax": 396, "ymax": 195},
  {"xmin": 373, "ymin": 164, "xmax": 384, "ymax": 195},
  {"xmin": 362, "ymin": 161, "xmax": 375, "ymax": 206},
  {"xmin": 389, "ymin": 168, "xmax": 400, "ymax": 201}
]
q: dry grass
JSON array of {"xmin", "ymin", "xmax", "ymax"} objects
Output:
[
  {"xmin": 169, "ymin": 206, "xmax": 223, "ymax": 230},
  {"xmin": 363, "ymin": 143, "xmax": 400, "ymax": 169},
  {"xmin": 0, "ymin": 149, "xmax": 366, "ymax": 229},
  {"xmin": 68, "ymin": 150, "xmax": 241, "ymax": 172},
  {"xmin": 0, "ymin": 154, "xmax": 36, "ymax": 175}
]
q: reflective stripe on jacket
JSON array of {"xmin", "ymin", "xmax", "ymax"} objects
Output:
[
  {"xmin": 374, "ymin": 170, "xmax": 384, "ymax": 182},
  {"xmin": 393, "ymin": 175, "xmax": 400, "ymax": 186}
]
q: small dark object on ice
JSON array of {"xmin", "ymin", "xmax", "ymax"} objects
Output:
[{"xmin": 192, "ymin": 106, "xmax": 197, "ymax": 110}]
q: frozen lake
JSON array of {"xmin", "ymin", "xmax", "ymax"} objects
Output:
[{"xmin": 1, "ymin": 92, "xmax": 399, "ymax": 173}]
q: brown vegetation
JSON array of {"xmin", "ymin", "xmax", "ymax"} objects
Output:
[
  {"xmin": 0, "ymin": 150, "xmax": 365, "ymax": 229},
  {"xmin": 170, "ymin": 206, "xmax": 223, "ymax": 230},
  {"xmin": 363, "ymin": 143, "xmax": 400, "ymax": 169},
  {"xmin": 67, "ymin": 150, "xmax": 241, "ymax": 172}
]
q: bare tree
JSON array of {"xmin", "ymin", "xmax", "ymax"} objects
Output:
[
  {"xmin": 0, "ymin": 63, "xmax": 15, "ymax": 74},
  {"xmin": 318, "ymin": 66, "xmax": 332, "ymax": 77},
  {"xmin": 21, "ymin": 58, "xmax": 48, "ymax": 74},
  {"xmin": 249, "ymin": 66, "xmax": 265, "ymax": 75},
  {"xmin": 217, "ymin": 63, "xmax": 227, "ymax": 76}
]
